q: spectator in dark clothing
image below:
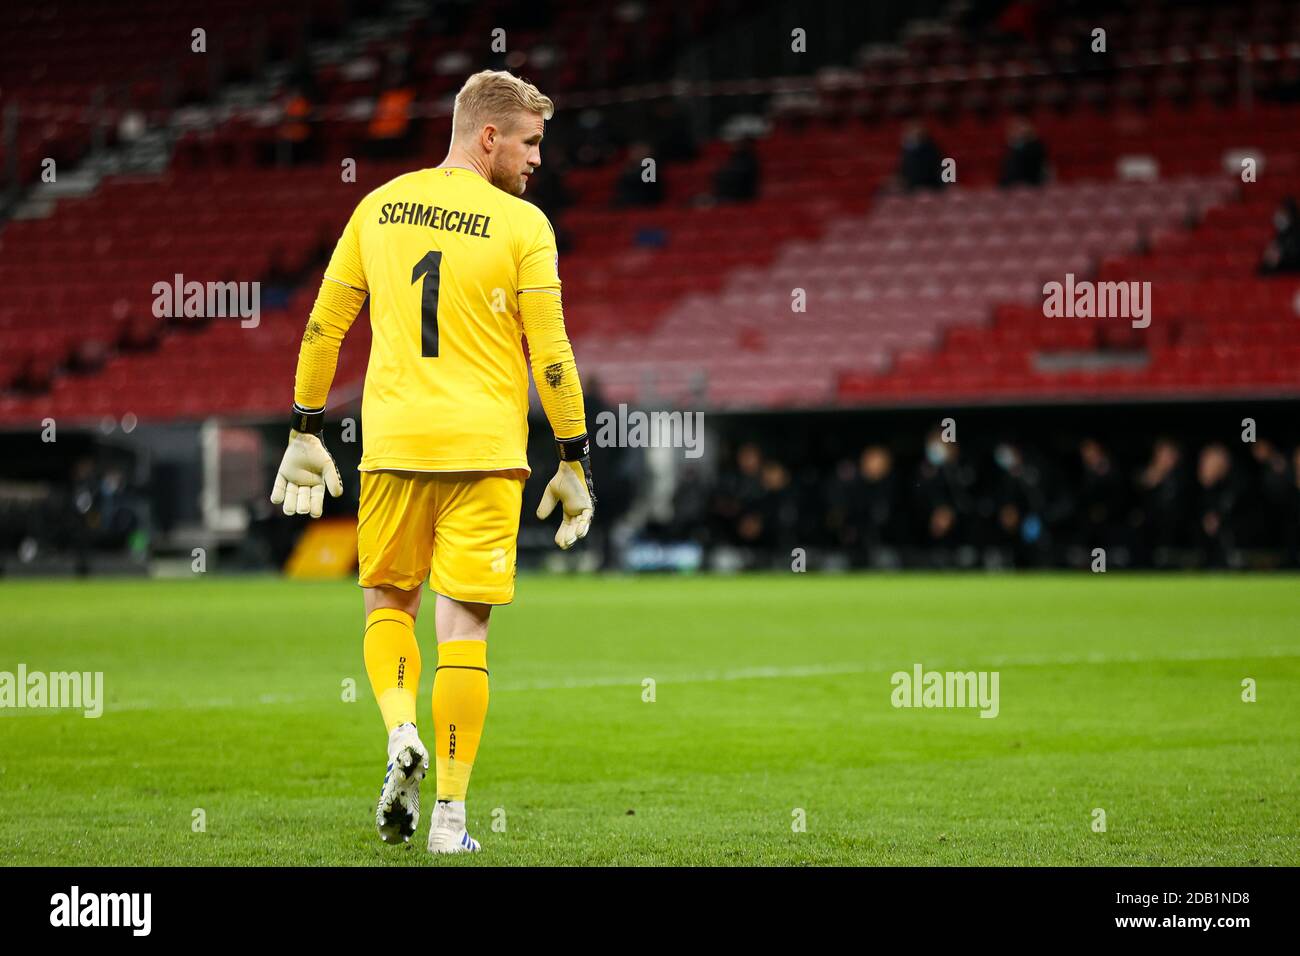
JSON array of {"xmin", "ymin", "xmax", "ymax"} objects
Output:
[
  {"xmin": 754, "ymin": 460, "xmax": 799, "ymax": 550},
  {"xmin": 826, "ymin": 445, "xmax": 899, "ymax": 562},
  {"xmin": 987, "ymin": 441, "xmax": 1054, "ymax": 565},
  {"xmin": 712, "ymin": 442, "xmax": 765, "ymax": 545},
  {"xmin": 853, "ymin": 445, "xmax": 899, "ymax": 549},
  {"xmin": 1073, "ymin": 438, "xmax": 1129, "ymax": 549},
  {"xmin": 998, "ymin": 117, "xmax": 1048, "ymax": 187},
  {"xmin": 1195, "ymin": 443, "xmax": 1244, "ymax": 567},
  {"xmin": 1259, "ymin": 197, "xmax": 1300, "ymax": 275},
  {"xmin": 825, "ymin": 459, "xmax": 860, "ymax": 550},
  {"xmin": 1131, "ymin": 438, "xmax": 1189, "ymax": 558},
  {"xmin": 1249, "ymin": 439, "xmax": 1295, "ymax": 553},
  {"xmin": 713, "ymin": 139, "xmax": 760, "ymax": 202},
  {"xmin": 913, "ymin": 428, "xmax": 978, "ymax": 552},
  {"xmin": 896, "ymin": 121, "xmax": 947, "ymax": 192},
  {"xmin": 613, "ymin": 141, "xmax": 663, "ymax": 207}
]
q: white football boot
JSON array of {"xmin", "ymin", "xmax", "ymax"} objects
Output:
[
  {"xmin": 375, "ymin": 722, "xmax": 429, "ymax": 844},
  {"xmin": 426, "ymin": 799, "xmax": 481, "ymax": 854}
]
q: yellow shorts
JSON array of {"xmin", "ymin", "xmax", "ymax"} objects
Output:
[{"xmin": 357, "ymin": 469, "xmax": 525, "ymax": 604}]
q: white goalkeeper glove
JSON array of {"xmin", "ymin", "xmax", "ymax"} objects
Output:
[
  {"xmin": 536, "ymin": 436, "xmax": 595, "ymax": 550},
  {"xmin": 270, "ymin": 417, "xmax": 343, "ymax": 518}
]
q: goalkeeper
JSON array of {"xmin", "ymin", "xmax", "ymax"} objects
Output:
[{"xmin": 269, "ymin": 70, "xmax": 593, "ymax": 855}]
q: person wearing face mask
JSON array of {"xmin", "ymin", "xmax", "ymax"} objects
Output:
[
  {"xmin": 913, "ymin": 427, "xmax": 978, "ymax": 565},
  {"xmin": 987, "ymin": 440, "xmax": 1055, "ymax": 567},
  {"xmin": 1259, "ymin": 197, "xmax": 1300, "ymax": 275}
]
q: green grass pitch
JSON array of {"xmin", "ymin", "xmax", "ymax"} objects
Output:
[{"xmin": 0, "ymin": 573, "xmax": 1297, "ymax": 866}]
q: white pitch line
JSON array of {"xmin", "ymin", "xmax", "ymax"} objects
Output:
[
  {"xmin": 979, "ymin": 646, "xmax": 1300, "ymax": 668},
  {"xmin": 502, "ymin": 645, "xmax": 1299, "ymax": 691},
  {"xmin": 8, "ymin": 647, "xmax": 1293, "ymax": 716},
  {"xmin": 496, "ymin": 662, "xmax": 871, "ymax": 691}
]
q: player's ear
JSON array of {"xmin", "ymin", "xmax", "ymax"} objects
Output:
[{"xmin": 480, "ymin": 123, "xmax": 497, "ymax": 152}]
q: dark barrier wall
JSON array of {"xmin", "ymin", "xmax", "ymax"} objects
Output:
[{"xmin": 2, "ymin": 396, "xmax": 1297, "ymax": 573}]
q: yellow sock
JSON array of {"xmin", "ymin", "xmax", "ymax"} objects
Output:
[
  {"xmin": 363, "ymin": 608, "xmax": 420, "ymax": 732},
  {"xmin": 432, "ymin": 639, "xmax": 489, "ymax": 801}
]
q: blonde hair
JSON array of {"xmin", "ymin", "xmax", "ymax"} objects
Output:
[{"xmin": 451, "ymin": 70, "xmax": 553, "ymax": 143}]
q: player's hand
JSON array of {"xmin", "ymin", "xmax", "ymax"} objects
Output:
[
  {"xmin": 270, "ymin": 429, "xmax": 344, "ymax": 518},
  {"xmin": 536, "ymin": 458, "xmax": 595, "ymax": 550}
]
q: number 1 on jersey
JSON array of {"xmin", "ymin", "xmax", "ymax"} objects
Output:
[{"xmin": 412, "ymin": 251, "xmax": 442, "ymax": 357}]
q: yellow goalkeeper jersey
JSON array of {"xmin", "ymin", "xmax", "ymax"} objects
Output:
[{"xmin": 322, "ymin": 166, "xmax": 562, "ymax": 474}]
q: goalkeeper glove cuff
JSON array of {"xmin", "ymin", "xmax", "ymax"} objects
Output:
[
  {"xmin": 554, "ymin": 433, "xmax": 596, "ymax": 509},
  {"xmin": 537, "ymin": 433, "xmax": 596, "ymax": 549},
  {"xmin": 271, "ymin": 407, "xmax": 343, "ymax": 518},
  {"xmin": 290, "ymin": 402, "xmax": 325, "ymax": 435},
  {"xmin": 555, "ymin": 433, "xmax": 590, "ymax": 462}
]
